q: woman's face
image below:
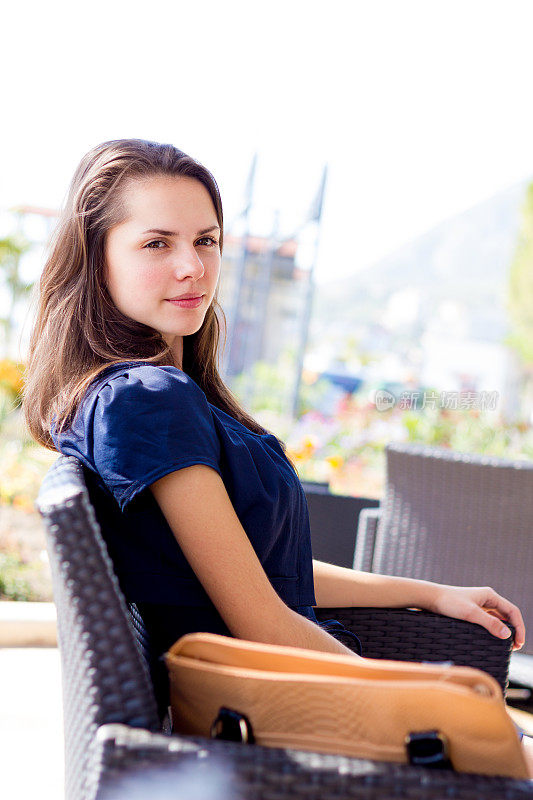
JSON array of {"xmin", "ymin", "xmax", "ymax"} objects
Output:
[{"xmin": 104, "ymin": 175, "xmax": 221, "ymax": 368}]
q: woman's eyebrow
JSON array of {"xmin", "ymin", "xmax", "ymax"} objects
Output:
[{"xmin": 140, "ymin": 225, "xmax": 220, "ymax": 236}]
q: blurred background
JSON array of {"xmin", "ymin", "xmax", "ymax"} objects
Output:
[
  {"xmin": 1, "ymin": 0, "xmax": 532, "ymax": 601},
  {"xmin": 1, "ymin": 3, "xmax": 533, "ymax": 796}
]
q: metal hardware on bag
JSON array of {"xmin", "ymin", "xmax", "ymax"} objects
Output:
[
  {"xmin": 405, "ymin": 730, "xmax": 453, "ymax": 770},
  {"xmin": 473, "ymin": 682, "xmax": 492, "ymax": 697},
  {"xmin": 210, "ymin": 707, "xmax": 255, "ymax": 744}
]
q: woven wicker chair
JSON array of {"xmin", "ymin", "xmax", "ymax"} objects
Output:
[
  {"xmin": 306, "ymin": 490, "xmax": 380, "ymax": 568},
  {"xmin": 354, "ymin": 442, "xmax": 533, "ymax": 655},
  {"xmin": 36, "ymin": 454, "xmax": 533, "ymax": 800}
]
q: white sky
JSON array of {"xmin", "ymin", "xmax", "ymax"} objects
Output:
[{"xmin": 1, "ymin": 0, "xmax": 533, "ymax": 285}]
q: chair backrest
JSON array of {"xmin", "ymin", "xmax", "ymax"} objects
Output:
[
  {"xmin": 36, "ymin": 454, "xmax": 160, "ymax": 800},
  {"xmin": 372, "ymin": 442, "xmax": 533, "ymax": 651},
  {"xmin": 305, "ymin": 491, "xmax": 380, "ymax": 568}
]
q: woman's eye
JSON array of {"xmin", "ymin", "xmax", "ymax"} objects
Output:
[
  {"xmin": 196, "ymin": 236, "xmax": 219, "ymax": 247},
  {"xmin": 145, "ymin": 240, "xmax": 166, "ymax": 249}
]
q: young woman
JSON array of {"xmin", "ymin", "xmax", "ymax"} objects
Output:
[{"xmin": 22, "ymin": 138, "xmax": 531, "ymax": 762}]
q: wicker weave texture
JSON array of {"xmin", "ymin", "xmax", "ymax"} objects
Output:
[
  {"xmin": 314, "ymin": 606, "xmax": 514, "ymax": 694},
  {"xmin": 353, "ymin": 508, "xmax": 382, "ymax": 572},
  {"xmin": 36, "ymin": 454, "xmax": 531, "ymax": 800},
  {"xmin": 371, "ymin": 443, "xmax": 533, "ymax": 653},
  {"xmin": 94, "ymin": 723, "xmax": 533, "ymax": 800},
  {"xmin": 36, "ymin": 456, "xmax": 160, "ymax": 800}
]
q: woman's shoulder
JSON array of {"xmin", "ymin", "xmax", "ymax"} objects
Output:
[
  {"xmin": 55, "ymin": 361, "xmax": 210, "ymax": 444},
  {"xmin": 91, "ymin": 360, "xmax": 192, "ymax": 386},
  {"xmin": 55, "ymin": 359, "xmax": 216, "ymax": 443},
  {"xmin": 53, "ymin": 361, "xmax": 223, "ymax": 511},
  {"xmin": 88, "ymin": 360, "xmax": 205, "ymax": 403}
]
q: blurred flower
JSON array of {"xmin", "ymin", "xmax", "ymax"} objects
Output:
[
  {"xmin": 0, "ymin": 359, "xmax": 25, "ymax": 403},
  {"xmin": 325, "ymin": 454, "xmax": 344, "ymax": 470},
  {"xmin": 302, "ymin": 435, "xmax": 318, "ymax": 452},
  {"xmin": 260, "ymin": 392, "xmax": 532, "ymax": 497}
]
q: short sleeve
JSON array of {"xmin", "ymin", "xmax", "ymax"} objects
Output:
[{"xmin": 92, "ymin": 365, "xmax": 222, "ymax": 511}]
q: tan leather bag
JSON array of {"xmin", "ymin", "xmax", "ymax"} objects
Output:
[{"xmin": 164, "ymin": 632, "xmax": 528, "ymax": 779}]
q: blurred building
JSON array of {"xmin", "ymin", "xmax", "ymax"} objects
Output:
[
  {"xmin": 218, "ymin": 234, "xmax": 309, "ymax": 377},
  {"xmin": 1, "ymin": 207, "xmax": 312, "ymax": 377}
]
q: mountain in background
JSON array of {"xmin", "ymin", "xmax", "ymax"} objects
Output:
[{"xmin": 309, "ymin": 180, "xmax": 529, "ymax": 370}]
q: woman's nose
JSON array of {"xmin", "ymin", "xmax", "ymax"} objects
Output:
[{"xmin": 172, "ymin": 245, "xmax": 205, "ymax": 280}]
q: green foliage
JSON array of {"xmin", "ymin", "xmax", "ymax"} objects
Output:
[
  {"xmin": 0, "ymin": 389, "xmax": 14, "ymax": 430},
  {"xmin": 506, "ymin": 183, "xmax": 533, "ymax": 365},
  {"xmin": 0, "ymin": 552, "xmax": 34, "ymax": 601},
  {"xmin": 231, "ymin": 352, "xmax": 330, "ymax": 418},
  {"xmin": 402, "ymin": 407, "xmax": 532, "ymax": 457},
  {"xmin": 232, "ymin": 358, "xmax": 292, "ymax": 415},
  {"xmin": 229, "ymin": 377, "xmax": 533, "ymax": 497},
  {"xmin": 0, "ymin": 232, "xmax": 33, "ymax": 357}
]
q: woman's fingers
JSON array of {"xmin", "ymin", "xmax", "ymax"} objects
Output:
[
  {"xmin": 466, "ymin": 604, "xmax": 513, "ymax": 641},
  {"xmin": 481, "ymin": 589, "xmax": 526, "ymax": 649},
  {"xmin": 484, "ymin": 608, "xmax": 505, "ymax": 621},
  {"xmin": 433, "ymin": 585, "xmax": 526, "ymax": 650}
]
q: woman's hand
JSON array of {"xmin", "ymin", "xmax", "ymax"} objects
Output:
[
  {"xmin": 427, "ymin": 584, "xmax": 525, "ymax": 650},
  {"xmin": 311, "ymin": 563, "xmax": 526, "ymax": 650}
]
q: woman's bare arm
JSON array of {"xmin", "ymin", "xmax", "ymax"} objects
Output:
[
  {"xmin": 150, "ymin": 464, "xmax": 360, "ymax": 657},
  {"xmin": 313, "ymin": 559, "xmax": 437, "ymax": 608},
  {"xmin": 312, "ymin": 559, "xmax": 524, "ymax": 646}
]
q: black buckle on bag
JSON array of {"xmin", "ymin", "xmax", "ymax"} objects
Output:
[
  {"xmin": 406, "ymin": 731, "xmax": 453, "ymax": 770},
  {"xmin": 210, "ymin": 707, "xmax": 255, "ymax": 744}
]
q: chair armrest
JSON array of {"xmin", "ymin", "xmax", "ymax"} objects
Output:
[
  {"xmin": 353, "ymin": 507, "xmax": 382, "ymax": 571},
  {"xmin": 93, "ymin": 723, "xmax": 533, "ymax": 799},
  {"xmin": 313, "ymin": 606, "xmax": 514, "ymax": 695}
]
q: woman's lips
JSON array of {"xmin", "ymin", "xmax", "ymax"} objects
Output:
[{"xmin": 166, "ymin": 295, "xmax": 204, "ymax": 308}]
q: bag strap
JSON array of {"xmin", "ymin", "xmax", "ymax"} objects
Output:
[
  {"xmin": 406, "ymin": 731, "xmax": 453, "ymax": 770},
  {"xmin": 211, "ymin": 705, "xmax": 454, "ymax": 774}
]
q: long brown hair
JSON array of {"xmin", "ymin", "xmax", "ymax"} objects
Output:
[{"xmin": 22, "ymin": 138, "xmax": 275, "ymax": 450}]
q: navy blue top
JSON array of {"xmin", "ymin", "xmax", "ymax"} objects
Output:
[
  {"xmin": 50, "ymin": 358, "xmax": 361, "ymax": 707},
  {"xmin": 51, "ymin": 360, "xmax": 318, "ymax": 605}
]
